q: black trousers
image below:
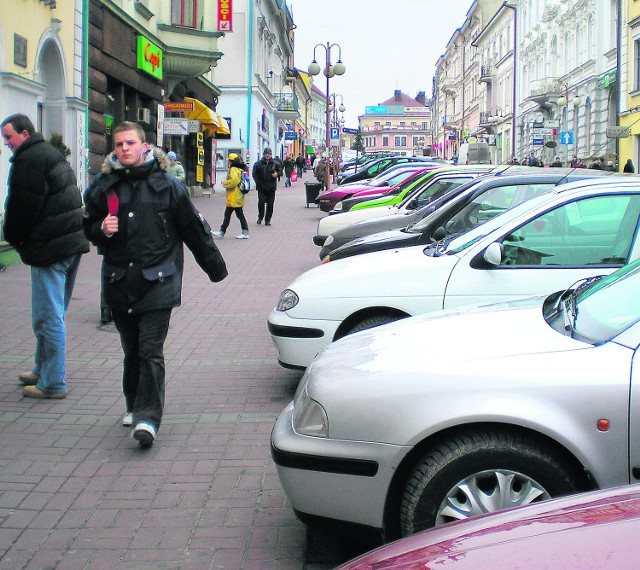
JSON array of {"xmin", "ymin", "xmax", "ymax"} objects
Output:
[
  {"xmin": 220, "ymin": 206, "xmax": 248, "ymax": 232},
  {"xmin": 257, "ymin": 190, "xmax": 276, "ymax": 222},
  {"xmin": 112, "ymin": 308, "xmax": 172, "ymax": 430}
]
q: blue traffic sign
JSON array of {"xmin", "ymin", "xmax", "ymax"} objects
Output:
[
  {"xmin": 560, "ymin": 131, "xmax": 574, "ymax": 145},
  {"xmin": 330, "ymin": 127, "xmax": 340, "ymax": 140},
  {"xmin": 532, "ymin": 138, "xmax": 544, "ymax": 146}
]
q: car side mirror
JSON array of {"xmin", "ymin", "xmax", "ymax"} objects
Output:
[{"xmin": 483, "ymin": 242, "xmax": 503, "ymax": 266}]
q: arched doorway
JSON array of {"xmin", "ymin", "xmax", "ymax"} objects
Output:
[{"xmin": 36, "ymin": 38, "xmax": 66, "ymax": 140}]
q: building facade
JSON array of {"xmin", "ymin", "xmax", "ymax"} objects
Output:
[
  {"xmin": 359, "ymin": 90, "xmax": 431, "ymax": 156},
  {"xmin": 0, "ymin": 0, "xmax": 87, "ymax": 231}
]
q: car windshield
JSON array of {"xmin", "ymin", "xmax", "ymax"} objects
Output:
[
  {"xmin": 569, "ymin": 259, "xmax": 640, "ymax": 343},
  {"xmin": 367, "ymin": 167, "xmax": 420, "ymax": 187}
]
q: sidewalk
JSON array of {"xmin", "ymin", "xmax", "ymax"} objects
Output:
[{"xmin": 0, "ymin": 171, "xmax": 350, "ymax": 569}]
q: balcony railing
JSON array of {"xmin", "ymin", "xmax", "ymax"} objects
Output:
[
  {"xmin": 479, "ymin": 65, "xmax": 492, "ymax": 82},
  {"xmin": 275, "ymin": 93, "xmax": 298, "ymax": 112}
]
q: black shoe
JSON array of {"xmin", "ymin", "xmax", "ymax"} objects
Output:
[
  {"xmin": 100, "ymin": 307, "xmax": 113, "ymax": 324},
  {"xmin": 256, "ymin": 218, "xmax": 262, "ymax": 225},
  {"xmin": 265, "ymin": 221, "xmax": 272, "ymax": 226}
]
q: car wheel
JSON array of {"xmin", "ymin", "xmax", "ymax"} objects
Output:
[
  {"xmin": 346, "ymin": 314, "xmax": 404, "ymax": 336},
  {"xmin": 399, "ymin": 430, "xmax": 580, "ymax": 536}
]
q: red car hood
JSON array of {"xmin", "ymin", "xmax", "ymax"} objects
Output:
[{"xmin": 338, "ymin": 485, "xmax": 640, "ymax": 569}]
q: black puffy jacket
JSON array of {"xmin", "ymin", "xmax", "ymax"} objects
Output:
[
  {"xmin": 83, "ymin": 148, "xmax": 227, "ymax": 313},
  {"xmin": 3, "ymin": 134, "xmax": 89, "ymax": 266}
]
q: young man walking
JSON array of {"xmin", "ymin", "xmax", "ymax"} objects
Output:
[
  {"xmin": 1, "ymin": 113, "xmax": 89, "ymax": 399},
  {"xmin": 83, "ymin": 122, "xmax": 227, "ymax": 448}
]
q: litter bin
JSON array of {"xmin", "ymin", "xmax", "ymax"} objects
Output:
[{"xmin": 304, "ymin": 182, "xmax": 322, "ymax": 208}]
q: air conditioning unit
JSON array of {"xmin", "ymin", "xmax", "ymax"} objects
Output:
[{"xmin": 137, "ymin": 108, "xmax": 151, "ymax": 124}]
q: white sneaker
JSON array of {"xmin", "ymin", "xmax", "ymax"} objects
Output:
[
  {"xmin": 235, "ymin": 233, "xmax": 250, "ymax": 239},
  {"xmin": 132, "ymin": 422, "xmax": 156, "ymax": 448},
  {"xmin": 211, "ymin": 230, "xmax": 224, "ymax": 238},
  {"xmin": 122, "ymin": 413, "xmax": 133, "ymax": 427}
]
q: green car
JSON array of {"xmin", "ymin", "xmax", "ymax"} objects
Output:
[{"xmin": 342, "ymin": 165, "xmax": 499, "ymax": 212}]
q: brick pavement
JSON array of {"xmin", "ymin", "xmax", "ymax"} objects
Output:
[{"xmin": 0, "ymin": 172, "xmax": 357, "ymax": 569}]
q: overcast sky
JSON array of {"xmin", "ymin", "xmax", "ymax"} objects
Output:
[{"xmin": 289, "ymin": 0, "xmax": 473, "ymax": 127}]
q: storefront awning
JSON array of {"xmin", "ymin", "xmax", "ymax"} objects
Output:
[{"xmin": 183, "ymin": 97, "xmax": 230, "ymax": 136}]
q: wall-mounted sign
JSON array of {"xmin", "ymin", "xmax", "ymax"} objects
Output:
[
  {"xmin": 163, "ymin": 101, "xmax": 194, "ymax": 112},
  {"xmin": 14, "ymin": 34, "xmax": 27, "ymax": 68},
  {"xmin": 284, "ymin": 131, "xmax": 297, "ymax": 140},
  {"xmin": 217, "ymin": 0, "xmax": 233, "ymax": 32},
  {"xmin": 137, "ymin": 36, "xmax": 163, "ymax": 80}
]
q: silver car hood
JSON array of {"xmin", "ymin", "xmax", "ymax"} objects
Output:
[{"xmin": 309, "ymin": 295, "xmax": 582, "ymax": 374}]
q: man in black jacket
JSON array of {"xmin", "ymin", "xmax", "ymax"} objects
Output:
[
  {"xmin": 252, "ymin": 147, "xmax": 278, "ymax": 225},
  {"xmin": 1, "ymin": 113, "xmax": 89, "ymax": 400},
  {"xmin": 83, "ymin": 121, "xmax": 228, "ymax": 448}
]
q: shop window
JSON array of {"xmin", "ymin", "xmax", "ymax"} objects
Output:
[{"xmin": 171, "ymin": 0, "xmax": 197, "ymax": 28}]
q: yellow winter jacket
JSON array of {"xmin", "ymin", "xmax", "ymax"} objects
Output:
[{"xmin": 221, "ymin": 166, "xmax": 245, "ymax": 208}]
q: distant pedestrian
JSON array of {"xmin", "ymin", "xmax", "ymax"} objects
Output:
[
  {"xmin": 606, "ymin": 160, "xmax": 616, "ymax": 172},
  {"xmin": 550, "ymin": 156, "xmax": 563, "ymax": 167},
  {"xmin": 252, "ymin": 147, "xmax": 278, "ymax": 225},
  {"xmin": 83, "ymin": 121, "xmax": 227, "ymax": 448},
  {"xmin": 528, "ymin": 152, "xmax": 538, "ymax": 167},
  {"xmin": 295, "ymin": 154, "xmax": 305, "ymax": 177},
  {"xmin": 167, "ymin": 151, "xmax": 185, "ymax": 183},
  {"xmin": 624, "ymin": 159, "xmax": 635, "ymax": 173},
  {"xmin": 1, "ymin": 113, "xmax": 90, "ymax": 399},
  {"xmin": 314, "ymin": 156, "xmax": 327, "ymax": 190},
  {"xmin": 212, "ymin": 153, "xmax": 250, "ymax": 239},
  {"xmin": 283, "ymin": 155, "xmax": 295, "ymax": 187},
  {"xmin": 273, "ymin": 155, "xmax": 283, "ymax": 182}
]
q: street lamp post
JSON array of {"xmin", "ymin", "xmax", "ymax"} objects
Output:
[
  {"xmin": 328, "ymin": 93, "xmax": 346, "ymax": 183},
  {"xmin": 308, "ymin": 43, "xmax": 346, "ymax": 191},
  {"xmin": 557, "ymin": 83, "xmax": 581, "ymax": 166}
]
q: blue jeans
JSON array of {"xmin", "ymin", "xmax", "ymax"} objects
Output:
[
  {"xmin": 112, "ymin": 309, "xmax": 172, "ymax": 430},
  {"xmin": 31, "ymin": 253, "xmax": 82, "ymax": 394}
]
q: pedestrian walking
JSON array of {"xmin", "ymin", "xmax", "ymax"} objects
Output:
[
  {"xmin": 550, "ymin": 156, "xmax": 563, "ymax": 167},
  {"xmin": 212, "ymin": 153, "xmax": 250, "ymax": 239},
  {"xmin": 252, "ymin": 147, "xmax": 278, "ymax": 225},
  {"xmin": 624, "ymin": 159, "xmax": 635, "ymax": 173},
  {"xmin": 283, "ymin": 155, "xmax": 295, "ymax": 187},
  {"xmin": 1, "ymin": 113, "xmax": 90, "ymax": 399},
  {"xmin": 167, "ymin": 151, "xmax": 185, "ymax": 183},
  {"xmin": 314, "ymin": 156, "xmax": 327, "ymax": 190},
  {"xmin": 295, "ymin": 154, "xmax": 305, "ymax": 177},
  {"xmin": 82, "ymin": 121, "xmax": 228, "ymax": 448}
]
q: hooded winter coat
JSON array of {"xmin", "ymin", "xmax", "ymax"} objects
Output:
[
  {"xmin": 82, "ymin": 147, "xmax": 227, "ymax": 313},
  {"xmin": 3, "ymin": 134, "xmax": 89, "ymax": 266}
]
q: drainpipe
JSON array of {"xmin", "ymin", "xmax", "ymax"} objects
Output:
[
  {"xmin": 246, "ymin": 0, "xmax": 254, "ymax": 167},
  {"xmin": 83, "ymin": 0, "xmax": 89, "ymax": 188}
]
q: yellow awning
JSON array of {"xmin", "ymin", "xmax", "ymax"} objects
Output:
[{"xmin": 183, "ymin": 97, "xmax": 230, "ymax": 136}]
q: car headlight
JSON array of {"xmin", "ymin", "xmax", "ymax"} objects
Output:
[
  {"xmin": 324, "ymin": 235, "xmax": 334, "ymax": 246},
  {"xmin": 333, "ymin": 202, "xmax": 343, "ymax": 212},
  {"xmin": 276, "ymin": 289, "xmax": 299, "ymax": 311},
  {"xmin": 293, "ymin": 388, "xmax": 328, "ymax": 437}
]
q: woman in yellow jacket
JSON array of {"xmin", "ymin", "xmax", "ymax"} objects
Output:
[{"xmin": 212, "ymin": 153, "xmax": 250, "ymax": 239}]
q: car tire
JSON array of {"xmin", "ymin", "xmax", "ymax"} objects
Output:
[
  {"xmin": 399, "ymin": 429, "xmax": 580, "ymax": 536},
  {"xmin": 345, "ymin": 314, "xmax": 404, "ymax": 336}
]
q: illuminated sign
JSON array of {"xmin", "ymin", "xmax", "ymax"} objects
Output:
[
  {"xmin": 137, "ymin": 36, "xmax": 163, "ymax": 80},
  {"xmin": 217, "ymin": 0, "xmax": 233, "ymax": 32}
]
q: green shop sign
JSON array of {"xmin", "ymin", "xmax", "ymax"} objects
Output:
[
  {"xmin": 597, "ymin": 69, "xmax": 616, "ymax": 90},
  {"xmin": 137, "ymin": 36, "xmax": 163, "ymax": 80}
]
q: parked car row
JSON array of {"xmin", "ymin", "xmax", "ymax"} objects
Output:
[{"xmin": 268, "ymin": 167, "xmax": 640, "ymax": 564}]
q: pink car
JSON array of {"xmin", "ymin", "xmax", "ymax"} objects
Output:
[
  {"xmin": 316, "ymin": 166, "xmax": 430, "ymax": 212},
  {"xmin": 338, "ymin": 485, "xmax": 640, "ymax": 569}
]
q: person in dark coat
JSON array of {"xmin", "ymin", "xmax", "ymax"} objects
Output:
[
  {"xmin": 252, "ymin": 147, "xmax": 278, "ymax": 225},
  {"xmin": 283, "ymin": 155, "xmax": 295, "ymax": 187},
  {"xmin": 83, "ymin": 121, "xmax": 227, "ymax": 448},
  {"xmin": 295, "ymin": 154, "xmax": 305, "ymax": 177},
  {"xmin": 1, "ymin": 113, "xmax": 89, "ymax": 399},
  {"xmin": 624, "ymin": 159, "xmax": 635, "ymax": 173}
]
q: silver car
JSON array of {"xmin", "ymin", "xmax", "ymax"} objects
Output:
[{"xmin": 271, "ymin": 259, "xmax": 640, "ymax": 541}]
